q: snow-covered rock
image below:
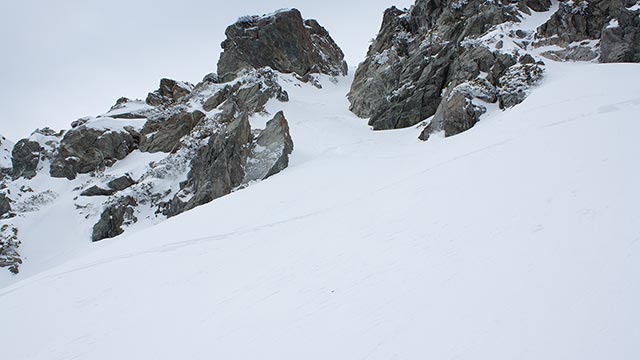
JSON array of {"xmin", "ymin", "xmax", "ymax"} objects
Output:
[{"xmin": 0, "ymin": 9, "xmax": 346, "ymax": 270}]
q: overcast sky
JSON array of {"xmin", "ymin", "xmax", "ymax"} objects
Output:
[{"xmin": 0, "ymin": 0, "xmax": 414, "ymax": 141}]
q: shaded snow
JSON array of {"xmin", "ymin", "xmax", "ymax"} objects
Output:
[{"xmin": 0, "ymin": 60, "xmax": 638, "ymax": 359}]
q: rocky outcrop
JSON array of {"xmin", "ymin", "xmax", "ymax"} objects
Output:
[
  {"xmin": 92, "ymin": 196, "xmax": 137, "ymax": 242},
  {"xmin": 11, "ymin": 139, "xmax": 42, "ymax": 180},
  {"xmin": 163, "ymin": 115, "xmax": 252, "ymax": 217},
  {"xmin": 600, "ymin": 10, "xmax": 640, "ymax": 63},
  {"xmin": 140, "ymin": 111, "xmax": 205, "ymax": 153},
  {"xmin": 81, "ymin": 175, "xmax": 136, "ymax": 197},
  {"xmin": 349, "ymin": 0, "xmax": 551, "ymax": 139},
  {"xmin": 0, "ymin": 193, "xmax": 11, "ymax": 217},
  {"xmin": 0, "ymin": 224, "xmax": 20, "ymax": 274},
  {"xmin": 146, "ymin": 78, "xmax": 194, "ymax": 106},
  {"xmin": 243, "ymin": 111, "xmax": 294, "ymax": 183},
  {"xmin": 50, "ymin": 126, "xmax": 139, "ymax": 180},
  {"xmin": 217, "ymin": 8, "xmax": 347, "ymax": 80},
  {"xmin": 536, "ymin": 0, "xmax": 640, "ymax": 62}
]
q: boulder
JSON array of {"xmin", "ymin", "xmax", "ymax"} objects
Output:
[
  {"xmin": 81, "ymin": 175, "xmax": 136, "ymax": 197},
  {"xmin": 140, "ymin": 111, "xmax": 205, "ymax": 153},
  {"xmin": 217, "ymin": 8, "xmax": 347, "ymax": 80},
  {"xmin": 50, "ymin": 127, "xmax": 138, "ymax": 180},
  {"xmin": 92, "ymin": 196, "xmax": 137, "ymax": 242},
  {"xmin": 243, "ymin": 111, "xmax": 294, "ymax": 183},
  {"xmin": 419, "ymin": 81, "xmax": 491, "ymax": 140}
]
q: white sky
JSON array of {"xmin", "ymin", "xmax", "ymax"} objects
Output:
[{"xmin": 0, "ymin": 0, "xmax": 413, "ymax": 141}]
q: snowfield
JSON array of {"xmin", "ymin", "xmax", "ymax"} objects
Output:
[{"xmin": 1, "ymin": 61, "xmax": 639, "ymax": 359}]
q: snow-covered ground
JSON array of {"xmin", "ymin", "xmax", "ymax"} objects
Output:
[{"xmin": 0, "ymin": 59, "xmax": 638, "ymax": 359}]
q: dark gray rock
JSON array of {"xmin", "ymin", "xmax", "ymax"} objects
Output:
[
  {"xmin": 0, "ymin": 193, "xmax": 11, "ymax": 217},
  {"xmin": 538, "ymin": 0, "xmax": 625, "ymax": 45},
  {"xmin": 601, "ymin": 9, "xmax": 640, "ymax": 63},
  {"xmin": 140, "ymin": 111, "xmax": 205, "ymax": 153},
  {"xmin": 80, "ymin": 186, "xmax": 113, "ymax": 197},
  {"xmin": 217, "ymin": 8, "xmax": 347, "ymax": 80},
  {"xmin": 419, "ymin": 81, "xmax": 493, "ymax": 140},
  {"xmin": 526, "ymin": 0, "xmax": 552, "ymax": 12},
  {"xmin": 164, "ymin": 114, "xmax": 252, "ymax": 217},
  {"xmin": 0, "ymin": 224, "xmax": 21, "ymax": 274},
  {"xmin": 11, "ymin": 139, "xmax": 42, "ymax": 180},
  {"xmin": 107, "ymin": 175, "xmax": 136, "ymax": 192},
  {"xmin": 348, "ymin": 0, "xmax": 537, "ymax": 131},
  {"xmin": 146, "ymin": 78, "xmax": 194, "ymax": 106},
  {"xmin": 50, "ymin": 126, "xmax": 138, "ymax": 180},
  {"xmin": 243, "ymin": 111, "xmax": 294, "ymax": 183},
  {"xmin": 80, "ymin": 175, "xmax": 136, "ymax": 197},
  {"xmin": 92, "ymin": 196, "xmax": 137, "ymax": 242}
]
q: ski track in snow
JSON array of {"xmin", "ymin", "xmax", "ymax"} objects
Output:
[{"xmin": 0, "ymin": 59, "xmax": 639, "ymax": 359}]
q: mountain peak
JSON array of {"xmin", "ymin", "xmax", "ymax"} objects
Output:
[{"xmin": 217, "ymin": 8, "xmax": 348, "ymax": 81}]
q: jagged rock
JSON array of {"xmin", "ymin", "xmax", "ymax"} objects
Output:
[
  {"xmin": 419, "ymin": 81, "xmax": 492, "ymax": 141},
  {"xmin": 538, "ymin": 0, "xmax": 623, "ymax": 45},
  {"xmin": 0, "ymin": 193, "xmax": 11, "ymax": 217},
  {"xmin": 92, "ymin": 196, "xmax": 137, "ymax": 242},
  {"xmin": 600, "ymin": 10, "xmax": 640, "ymax": 63},
  {"xmin": 498, "ymin": 63, "xmax": 545, "ymax": 109},
  {"xmin": 11, "ymin": 139, "xmax": 42, "ymax": 180},
  {"xmin": 0, "ymin": 224, "xmax": 21, "ymax": 274},
  {"xmin": 145, "ymin": 78, "xmax": 194, "ymax": 106},
  {"xmin": 50, "ymin": 126, "xmax": 138, "ymax": 180},
  {"xmin": 164, "ymin": 114, "xmax": 252, "ymax": 217},
  {"xmin": 80, "ymin": 186, "xmax": 113, "ymax": 197},
  {"xmin": 243, "ymin": 111, "xmax": 294, "ymax": 183},
  {"xmin": 349, "ymin": 0, "xmax": 542, "ymax": 131},
  {"xmin": 526, "ymin": 0, "xmax": 553, "ymax": 12},
  {"xmin": 140, "ymin": 111, "xmax": 205, "ymax": 153},
  {"xmin": 108, "ymin": 175, "xmax": 136, "ymax": 192},
  {"xmin": 217, "ymin": 8, "xmax": 347, "ymax": 80}
]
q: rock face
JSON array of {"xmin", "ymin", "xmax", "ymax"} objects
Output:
[
  {"xmin": 11, "ymin": 139, "xmax": 42, "ymax": 179},
  {"xmin": 0, "ymin": 193, "xmax": 11, "ymax": 217},
  {"xmin": 349, "ymin": 0, "xmax": 550, "ymax": 137},
  {"xmin": 536, "ymin": 0, "xmax": 640, "ymax": 62},
  {"xmin": 140, "ymin": 111, "xmax": 205, "ymax": 153},
  {"xmin": 351, "ymin": 0, "xmax": 639, "ymax": 140},
  {"xmin": 217, "ymin": 8, "xmax": 348, "ymax": 80},
  {"xmin": 243, "ymin": 111, "xmax": 295, "ymax": 183},
  {"xmin": 50, "ymin": 126, "xmax": 139, "ymax": 180},
  {"xmin": 92, "ymin": 196, "xmax": 137, "ymax": 242}
]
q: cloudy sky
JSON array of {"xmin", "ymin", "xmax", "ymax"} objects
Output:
[{"xmin": 0, "ymin": 0, "xmax": 414, "ymax": 141}]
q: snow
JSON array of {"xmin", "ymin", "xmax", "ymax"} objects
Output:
[
  {"xmin": 0, "ymin": 59, "xmax": 639, "ymax": 359},
  {"xmin": 607, "ymin": 18, "xmax": 620, "ymax": 29},
  {"xmin": 630, "ymin": 2, "xmax": 640, "ymax": 11},
  {"xmin": 84, "ymin": 116, "xmax": 147, "ymax": 132}
]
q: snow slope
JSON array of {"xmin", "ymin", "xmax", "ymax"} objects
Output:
[{"xmin": 1, "ymin": 61, "xmax": 639, "ymax": 359}]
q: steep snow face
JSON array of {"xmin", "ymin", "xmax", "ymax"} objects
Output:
[
  {"xmin": 0, "ymin": 135, "xmax": 12, "ymax": 170},
  {"xmin": 0, "ymin": 60, "xmax": 638, "ymax": 359}
]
